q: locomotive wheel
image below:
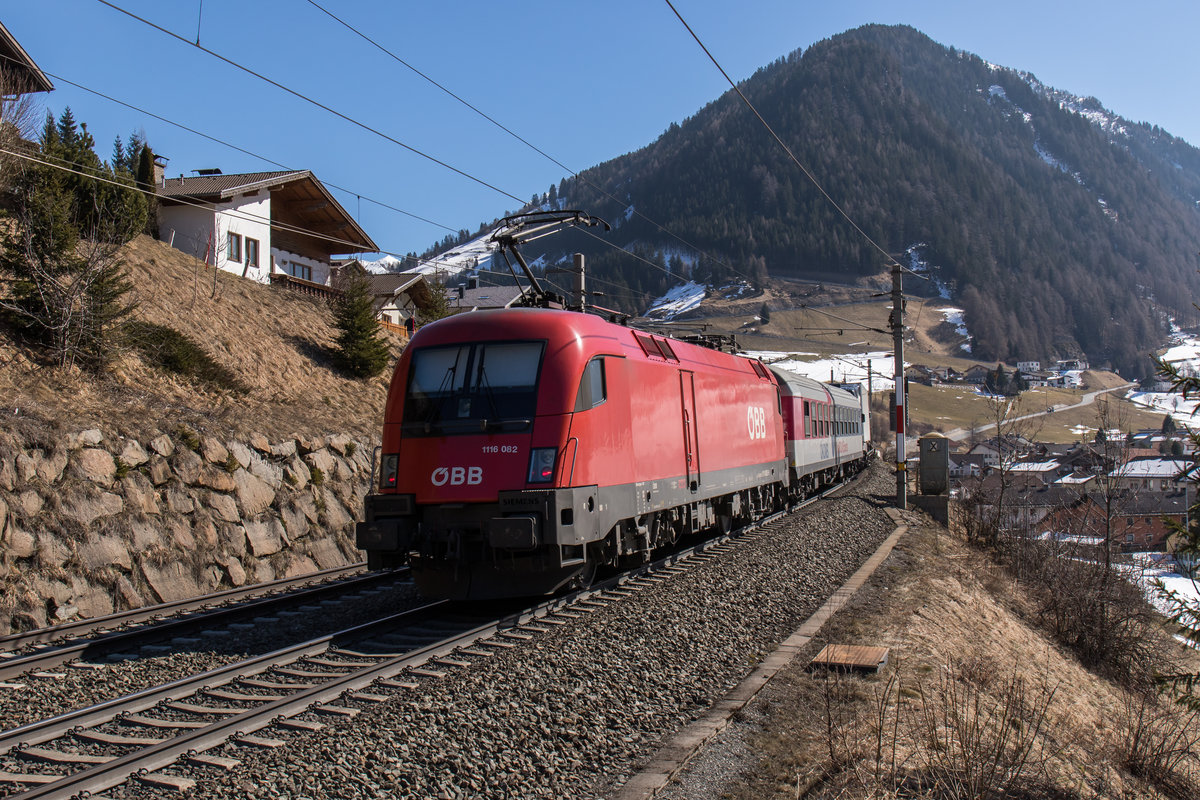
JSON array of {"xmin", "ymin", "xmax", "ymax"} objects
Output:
[{"xmin": 572, "ymin": 557, "xmax": 598, "ymax": 589}]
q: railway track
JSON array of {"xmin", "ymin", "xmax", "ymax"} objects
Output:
[
  {"xmin": 0, "ymin": 563, "xmax": 416, "ymax": 683},
  {"xmin": 0, "ymin": 472, "xmax": 870, "ymax": 799},
  {"xmin": 0, "ymin": 480, "xmax": 847, "ymax": 799}
]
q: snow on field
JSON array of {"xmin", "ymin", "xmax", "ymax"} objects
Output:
[
  {"xmin": 747, "ymin": 350, "xmax": 898, "ymax": 391},
  {"xmin": 644, "ymin": 281, "xmax": 707, "ymax": 320},
  {"xmin": 1126, "ymin": 332, "xmax": 1200, "ymax": 425},
  {"xmin": 1129, "ymin": 553, "xmax": 1200, "ymax": 625},
  {"xmin": 1160, "ymin": 335, "xmax": 1200, "ymax": 371},
  {"xmin": 1126, "ymin": 391, "xmax": 1199, "ymax": 426}
]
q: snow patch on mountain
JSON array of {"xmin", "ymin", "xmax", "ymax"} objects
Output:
[
  {"xmin": 361, "ymin": 230, "xmax": 499, "ymax": 281},
  {"xmin": 644, "ymin": 281, "xmax": 707, "ymax": 320},
  {"xmin": 904, "ymin": 243, "xmax": 954, "ymax": 300},
  {"xmin": 940, "ymin": 307, "xmax": 973, "ymax": 353},
  {"xmin": 986, "ymin": 78, "xmax": 1088, "ymax": 187}
]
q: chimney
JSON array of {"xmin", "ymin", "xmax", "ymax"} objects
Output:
[
  {"xmin": 152, "ymin": 156, "xmax": 167, "ymax": 188},
  {"xmin": 467, "ymin": 276, "xmax": 478, "ymax": 290},
  {"xmin": 457, "ymin": 286, "xmax": 465, "ymax": 299}
]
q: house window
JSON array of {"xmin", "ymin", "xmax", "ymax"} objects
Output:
[
  {"xmin": 245, "ymin": 237, "xmax": 259, "ymax": 269},
  {"xmin": 227, "ymin": 232, "xmax": 242, "ymax": 264},
  {"xmin": 286, "ymin": 262, "xmax": 311, "ymax": 281},
  {"xmin": 1125, "ymin": 533, "xmax": 1134, "ymax": 544}
]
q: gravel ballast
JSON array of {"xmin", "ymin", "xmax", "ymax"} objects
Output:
[
  {"xmin": 0, "ymin": 580, "xmax": 427, "ymax": 731},
  {"xmin": 100, "ymin": 465, "xmax": 897, "ymax": 800}
]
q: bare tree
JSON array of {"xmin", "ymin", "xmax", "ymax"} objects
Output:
[{"xmin": 0, "ymin": 63, "xmax": 44, "ymax": 195}]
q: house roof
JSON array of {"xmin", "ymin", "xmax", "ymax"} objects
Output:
[
  {"xmin": 1115, "ymin": 458, "xmax": 1190, "ymax": 479},
  {"xmin": 158, "ymin": 170, "xmax": 304, "ymax": 199},
  {"xmin": 364, "ymin": 272, "xmax": 431, "ymax": 314},
  {"xmin": 1009, "ymin": 461, "xmax": 1060, "ymax": 473},
  {"xmin": 448, "ymin": 285, "xmax": 524, "ymax": 312},
  {"xmin": 156, "ymin": 170, "xmax": 377, "ymax": 252},
  {"xmin": 366, "ymin": 272, "xmax": 426, "ymax": 297},
  {"xmin": 1118, "ymin": 491, "xmax": 1187, "ymax": 515},
  {"xmin": 0, "ymin": 22, "xmax": 53, "ymax": 94}
]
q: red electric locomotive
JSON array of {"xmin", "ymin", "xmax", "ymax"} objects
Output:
[
  {"xmin": 356, "ymin": 210, "xmax": 869, "ymax": 600},
  {"xmin": 357, "ymin": 307, "xmax": 790, "ymax": 599}
]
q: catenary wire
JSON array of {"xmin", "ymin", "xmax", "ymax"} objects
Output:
[
  {"xmin": 40, "ymin": 6, "xmax": 692, "ymax": 305},
  {"xmin": 47, "ymin": 14, "xmax": 678, "ymax": 302},
  {"xmin": 304, "ymin": 0, "xmax": 750, "ymax": 284},
  {"xmin": 16, "ymin": 62, "xmax": 460, "ymax": 237},
  {"xmin": 6, "ymin": 147, "xmax": 660, "ymax": 306},
  {"xmin": 662, "ymin": 0, "xmax": 902, "ymax": 271},
  {"xmin": 94, "ymin": 0, "xmax": 526, "ymax": 206}
]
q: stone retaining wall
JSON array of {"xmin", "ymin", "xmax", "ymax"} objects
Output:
[{"xmin": 0, "ymin": 425, "xmax": 376, "ymax": 634}]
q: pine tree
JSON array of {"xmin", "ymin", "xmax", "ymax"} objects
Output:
[
  {"xmin": 0, "ymin": 109, "xmax": 140, "ymax": 370},
  {"xmin": 332, "ymin": 271, "xmax": 391, "ymax": 378},
  {"xmin": 759, "ymin": 301, "xmax": 770, "ymax": 324},
  {"xmin": 418, "ymin": 279, "xmax": 451, "ymax": 325}
]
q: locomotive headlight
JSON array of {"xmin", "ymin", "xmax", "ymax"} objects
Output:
[
  {"xmin": 527, "ymin": 448, "xmax": 556, "ymax": 484},
  {"xmin": 380, "ymin": 454, "xmax": 399, "ymax": 490}
]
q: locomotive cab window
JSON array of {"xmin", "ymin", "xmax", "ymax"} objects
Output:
[
  {"xmin": 402, "ymin": 340, "xmax": 546, "ymax": 435},
  {"xmin": 574, "ymin": 357, "xmax": 607, "ymax": 412}
]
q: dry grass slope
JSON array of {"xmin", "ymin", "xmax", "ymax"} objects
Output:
[
  {"xmin": 703, "ymin": 521, "xmax": 1200, "ymax": 800},
  {"xmin": 0, "ymin": 235, "xmax": 403, "ymax": 443}
]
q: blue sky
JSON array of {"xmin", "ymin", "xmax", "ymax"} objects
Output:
[{"xmin": 6, "ymin": 1, "xmax": 1198, "ymax": 259}]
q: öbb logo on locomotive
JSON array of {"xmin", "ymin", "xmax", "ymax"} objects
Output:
[
  {"xmin": 430, "ymin": 466, "xmax": 483, "ymax": 486},
  {"xmin": 747, "ymin": 406, "xmax": 768, "ymax": 440}
]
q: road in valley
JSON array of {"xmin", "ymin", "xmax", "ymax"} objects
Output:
[{"xmin": 942, "ymin": 383, "xmax": 1135, "ymax": 442}]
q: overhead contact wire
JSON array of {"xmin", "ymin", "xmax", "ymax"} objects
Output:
[
  {"xmin": 94, "ymin": 0, "xmax": 526, "ymax": 206},
  {"xmin": 305, "ymin": 0, "xmax": 749, "ymax": 283},
  {"xmin": 662, "ymin": 0, "xmax": 901, "ymax": 270}
]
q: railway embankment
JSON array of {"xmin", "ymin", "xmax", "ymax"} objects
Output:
[
  {"xmin": 0, "ymin": 235, "xmax": 403, "ymax": 636},
  {"xmin": 0, "ymin": 424, "xmax": 370, "ymax": 634}
]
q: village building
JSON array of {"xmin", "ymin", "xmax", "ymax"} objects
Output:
[
  {"xmin": 949, "ymin": 453, "xmax": 988, "ymax": 480},
  {"xmin": 154, "ymin": 169, "xmax": 377, "ymax": 287},
  {"xmin": 1113, "ymin": 458, "xmax": 1190, "ymax": 492},
  {"xmin": 1039, "ymin": 491, "xmax": 1187, "ymax": 553},
  {"xmin": 364, "ymin": 272, "xmax": 432, "ymax": 333},
  {"xmin": 962, "ymin": 364, "xmax": 993, "ymax": 384},
  {"xmin": 446, "ymin": 283, "xmax": 524, "ymax": 314},
  {"xmin": 968, "ymin": 435, "xmax": 1034, "ymax": 468},
  {"xmin": 1008, "ymin": 460, "xmax": 1061, "ymax": 484}
]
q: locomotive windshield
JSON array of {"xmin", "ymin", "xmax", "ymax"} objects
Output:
[{"xmin": 402, "ymin": 340, "xmax": 546, "ymax": 435}]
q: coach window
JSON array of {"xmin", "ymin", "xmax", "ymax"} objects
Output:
[{"xmin": 574, "ymin": 357, "xmax": 607, "ymax": 412}]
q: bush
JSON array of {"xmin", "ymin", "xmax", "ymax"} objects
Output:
[{"xmin": 129, "ymin": 320, "xmax": 246, "ymax": 393}]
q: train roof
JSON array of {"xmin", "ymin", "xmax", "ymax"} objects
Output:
[{"xmin": 766, "ymin": 364, "xmax": 860, "ymax": 405}]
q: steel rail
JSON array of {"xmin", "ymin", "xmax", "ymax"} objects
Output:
[
  {"xmin": 0, "ymin": 599, "xmax": 450, "ymax": 755},
  {"xmin": 0, "ymin": 562, "xmax": 369, "ymax": 653},
  {"xmin": 1, "ymin": 473, "xmax": 860, "ymax": 798},
  {"xmin": 0, "ymin": 566, "xmax": 408, "ymax": 682}
]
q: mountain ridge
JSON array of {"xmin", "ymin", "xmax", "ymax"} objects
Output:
[{"xmin": 410, "ymin": 24, "xmax": 1200, "ymax": 379}]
